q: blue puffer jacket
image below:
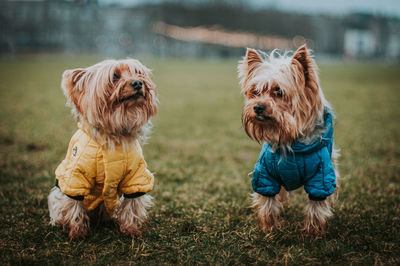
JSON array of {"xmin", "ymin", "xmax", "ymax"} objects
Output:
[{"xmin": 251, "ymin": 112, "xmax": 336, "ymax": 200}]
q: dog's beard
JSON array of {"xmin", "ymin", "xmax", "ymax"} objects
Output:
[
  {"xmin": 81, "ymin": 89, "xmax": 158, "ymax": 148},
  {"xmin": 110, "ymin": 96, "xmax": 157, "ymax": 137},
  {"xmin": 242, "ymin": 101, "xmax": 298, "ymax": 148}
]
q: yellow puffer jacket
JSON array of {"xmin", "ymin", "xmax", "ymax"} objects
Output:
[{"xmin": 55, "ymin": 124, "xmax": 154, "ymax": 215}]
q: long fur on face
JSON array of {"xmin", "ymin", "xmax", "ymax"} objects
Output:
[
  {"xmin": 62, "ymin": 59, "xmax": 158, "ymax": 148},
  {"xmin": 48, "ymin": 187, "xmax": 90, "ymax": 239},
  {"xmin": 238, "ymin": 45, "xmax": 332, "ymax": 151},
  {"xmin": 116, "ymin": 195, "xmax": 153, "ymax": 236}
]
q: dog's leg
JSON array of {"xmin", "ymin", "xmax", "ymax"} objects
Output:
[
  {"xmin": 303, "ymin": 199, "xmax": 332, "ymax": 235},
  {"xmin": 117, "ymin": 194, "xmax": 153, "ymax": 236},
  {"xmin": 48, "ymin": 187, "xmax": 89, "ymax": 239},
  {"xmin": 48, "ymin": 186, "xmax": 68, "ymax": 226},
  {"xmin": 251, "ymin": 192, "xmax": 283, "ymax": 232},
  {"xmin": 303, "ymin": 143, "xmax": 339, "ymax": 235},
  {"xmin": 277, "ymin": 186, "xmax": 289, "ymax": 204}
]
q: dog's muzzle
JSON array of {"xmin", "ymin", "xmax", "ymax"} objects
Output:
[{"xmin": 130, "ymin": 80, "xmax": 143, "ymax": 91}]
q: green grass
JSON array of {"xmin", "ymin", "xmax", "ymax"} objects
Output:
[{"xmin": 0, "ymin": 56, "xmax": 399, "ymax": 265}]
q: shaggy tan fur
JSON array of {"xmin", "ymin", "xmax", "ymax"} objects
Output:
[
  {"xmin": 117, "ymin": 195, "xmax": 153, "ymax": 236},
  {"xmin": 251, "ymin": 193, "xmax": 283, "ymax": 232},
  {"xmin": 62, "ymin": 59, "xmax": 158, "ymax": 149},
  {"xmin": 48, "ymin": 187, "xmax": 90, "ymax": 239},
  {"xmin": 238, "ymin": 45, "xmax": 326, "ymax": 149},
  {"xmin": 303, "ymin": 200, "xmax": 333, "ymax": 235}
]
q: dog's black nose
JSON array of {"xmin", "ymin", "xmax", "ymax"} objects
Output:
[
  {"xmin": 130, "ymin": 80, "xmax": 143, "ymax": 91},
  {"xmin": 253, "ymin": 104, "xmax": 266, "ymax": 114}
]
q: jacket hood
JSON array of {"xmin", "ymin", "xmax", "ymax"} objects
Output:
[{"xmin": 290, "ymin": 111, "xmax": 334, "ymax": 154}]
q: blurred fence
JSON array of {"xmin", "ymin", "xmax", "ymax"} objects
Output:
[{"xmin": 1, "ymin": 0, "xmax": 399, "ymax": 60}]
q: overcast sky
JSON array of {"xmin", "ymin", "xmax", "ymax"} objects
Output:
[
  {"xmin": 252, "ymin": 0, "xmax": 400, "ymax": 17},
  {"xmin": 99, "ymin": 0, "xmax": 400, "ymax": 18}
]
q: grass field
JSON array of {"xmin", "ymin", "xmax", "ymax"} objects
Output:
[{"xmin": 0, "ymin": 55, "xmax": 399, "ymax": 265}]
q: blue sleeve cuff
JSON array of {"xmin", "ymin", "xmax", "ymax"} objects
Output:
[
  {"xmin": 308, "ymin": 194, "xmax": 326, "ymax": 201},
  {"xmin": 251, "ymin": 169, "xmax": 281, "ymax": 196}
]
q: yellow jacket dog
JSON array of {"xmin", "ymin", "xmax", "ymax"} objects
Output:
[{"xmin": 55, "ymin": 123, "xmax": 154, "ymax": 216}]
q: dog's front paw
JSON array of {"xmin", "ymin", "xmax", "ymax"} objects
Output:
[
  {"xmin": 117, "ymin": 194, "xmax": 153, "ymax": 236},
  {"xmin": 251, "ymin": 193, "xmax": 283, "ymax": 233},
  {"xmin": 48, "ymin": 187, "xmax": 89, "ymax": 239},
  {"xmin": 119, "ymin": 221, "xmax": 143, "ymax": 236},
  {"xmin": 68, "ymin": 217, "xmax": 89, "ymax": 239},
  {"xmin": 66, "ymin": 200, "xmax": 90, "ymax": 239},
  {"xmin": 301, "ymin": 221, "xmax": 326, "ymax": 236},
  {"xmin": 302, "ymin": 199, "xmax": 332, "ymax": 236}
]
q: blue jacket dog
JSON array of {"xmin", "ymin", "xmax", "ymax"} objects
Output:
[{"xmin": 239, "ymin": 45, "xmax": 339, "ymax": 235}]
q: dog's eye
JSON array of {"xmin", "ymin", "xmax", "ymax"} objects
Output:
[
  {"xmin": 248, "ymin": 85, "xmax": 260, "ymax": 98},
  {"xmin": 113, "ymin": 73, "xmax": 120, "ymax": 80},
  {"xmin": 274, "ymin": 87, "xmax": 283, "ymax": 97},
  {"xmin": 249, "ymin": 90, "xmax": 259, "ymax": 98}
]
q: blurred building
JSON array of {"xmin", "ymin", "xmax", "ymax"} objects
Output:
[
  {"xmin": 0, "ymin": 0, "xmax": 99, "ymax": 53},
  {"xmin": 343, "ymin": 13, "xmax": 400, "ymax": 59},
  {"xmin": 1, "ymin": 0, "xmax": 399, "ymax": 60}
]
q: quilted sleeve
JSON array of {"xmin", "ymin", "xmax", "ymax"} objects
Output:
[
  {"xmin": 119, "ymin": 156, "xmax": 154, "ymax": 195},
  {"xmin": 251, "ymin": 152, "xmax": 281, "ymax": 197},
  {"xmin": 304, "ymin": 147, "xmax": 336, "ymax": 200},
  {"xmin": 55, "ymin": 130, "xmax": 97, "ymax": 197}
]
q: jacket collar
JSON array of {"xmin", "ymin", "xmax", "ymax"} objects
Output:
[
  {"xmin": 264, "ymin": 111, "xmax": 334, "ymax": 155},
  {"xmin": 290, "ymin": 112, "xmax": 334, "ymax": 154},
  {"xmin": 77, "ymin": 122, "xmax": 107, "ymax": 146}
]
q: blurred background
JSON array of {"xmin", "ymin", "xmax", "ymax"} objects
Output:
[{"xmin": 1, "ymin": 0, "xmax": 400, "ymax": 60}]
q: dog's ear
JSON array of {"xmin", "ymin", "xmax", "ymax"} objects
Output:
[
  {"xmin": 238, "ymin": 48, "xmax": 262, "ymax": 87},
  {"xmin": 64, "ymin": 69, "xmax": 86, "ymax": 85},
  {"xmin": 292, "ymin": 44, "xmax": 322, "ymax": 130},
  {"xmin": 244, "ymin": 48, "xmax": 262, "ymax": 78},
  {"xmin": 61, "ymin": 68, "xmax": 86, "ymax": 114},
  {"xmin": 292, "ymin": 44, "xmax": 312, "ymax": 81}
]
